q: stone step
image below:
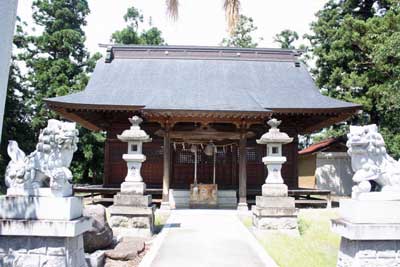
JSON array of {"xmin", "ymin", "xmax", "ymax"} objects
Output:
[
  {"xmin": 171, "ymin": 190, "xmax": 237, "ymax": 198},
  {"xmin": 218, "ymin": 198, "xmax": 237, "ymax": 204},
  {"xmin": 170, "ymin": 189, "xmax": 238, "ymax": 209},
  {"xmin": 218, "ymin": 190, "xmax": 237, "ymax": 197}
]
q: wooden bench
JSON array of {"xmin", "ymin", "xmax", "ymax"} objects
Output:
[
  {"xmin": 247, "ymin": 188, "xmax": 332, "ymax": 208},
  {"xmin": 73, "ymin": 185, "xmax": 163, "ymax": 204},
  {"xmin": 288, "ymin": 188, "xmax": 332, "ymax": 208}
]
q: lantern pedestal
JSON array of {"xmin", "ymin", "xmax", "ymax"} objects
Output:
[
  {"xmin": 109, "ymin": 200, "xmax": 155, "ymax": 238},
  {"xmin": 252, "ymin": 183, "xmax": 298, "ymax": 234}
]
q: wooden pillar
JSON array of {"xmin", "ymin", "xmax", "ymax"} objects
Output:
[
  {"xmin": 103, "ymin": 131, "xmax": 111, "ymax": 186},
  {"xmin": 161, "ymin": 125, "xmax": 171, "ymax": 209},
  {"xmin": 238, "ymin": 129, "xmax": 248, "ymax": 210}
]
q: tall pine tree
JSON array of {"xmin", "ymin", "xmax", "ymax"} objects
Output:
[
  {"xmin": 221, "ymin": 15, "xmax": 260, "ymax": 48},
  {"xmin": 20, "ymin": 0, "xmax": 104, "ymax": 183},
  {"xmin": 111, "ymin": 6, "xmax": 165, "ymax": 45}
]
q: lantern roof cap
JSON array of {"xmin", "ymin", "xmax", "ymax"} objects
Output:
[
  {"xmin": 257, "ymin": 118, "xmax": 293, "ymax": 144},
  {"xmin": 117, "ymin": 116, "xmax": 152, "ymax": 142}
]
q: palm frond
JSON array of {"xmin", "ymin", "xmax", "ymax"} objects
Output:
[
  {"xmin": 223, "ymin": 0, "xmax": 240, "ymax": 34},
  {"xmin": 166, "ymin": 0, "xmax": 179, "ymax": 21}
]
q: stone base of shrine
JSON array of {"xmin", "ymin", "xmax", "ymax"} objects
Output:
[
  {"xmin": 332, "ymin": 220, "xmax": 400, "ymax": 267},
  {"xmin": 0, "ymin": 217, "xmax": 90, "ymax": 267},
  {"xmin": 332, "ymin": 199, "xmax": 400, "ymax": 267},
  {"xmin": 336, "ymin": 237, "xmax": 400, "ymax": 267},
  {"xmin": 109, "ymin": 205, "xmax": 155, "ymax": 238},
  {"xmin": 0, "ymin": 196, "xmax": 83, "ymax": 220}
]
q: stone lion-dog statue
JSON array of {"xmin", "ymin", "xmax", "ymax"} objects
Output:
[
  {"xmin": 5, "ymin": 119, "xmax": 79, "ymax": 197},
  {"xmin": 347, "ymin": 124, "xmax": 400, "ymax": 200}
]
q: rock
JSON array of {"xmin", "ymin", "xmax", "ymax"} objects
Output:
[
  {"xmin": 83, "ymin": 204, "xmax": 114, "ymax": 253},
  {"xmin": 105, "ymin": 237, "xmax": 145, "ymax": 261},
  {"xmin": 104, "ymin": 258, "xmax": 135, "ymax": 267}
]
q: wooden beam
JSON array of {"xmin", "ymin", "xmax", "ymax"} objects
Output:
[{"xmin": 53, "ymin": 107, "xmax": 101, "ymax": 131}]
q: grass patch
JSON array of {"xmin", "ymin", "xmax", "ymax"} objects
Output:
[
  {"xmin": 258, "ymin": 209, "xmax": 340, "ymax": 267},
  {"xmin": 154, "ymin": 211, "xmax": 170, "ymax": 234},
  {"xmin": 241, "ymin": 216, "xmax": 253, "ymax": 228}
]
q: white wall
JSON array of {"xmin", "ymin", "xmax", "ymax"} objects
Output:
[
  {"xmin": 315, "ymin": 152, "xmax": 354, "ymax": 196},
  {"xmin": 0, "ymin": 0, "xmax": 19, "ymax": 143}
]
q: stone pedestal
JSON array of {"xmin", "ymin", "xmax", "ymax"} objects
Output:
[
  {"xmin": 0, "ymin": 196, "xmax": 90, "ymax": 267},
  {"xmin": 0, "ymin": 196, "xmax": 83, "ymax": 220},
  {"xmin": 332, "ymin": 199, "xmax": 400, "ymax": 267},
  {"xmin": 252, "ymin": 184, "xmax": 298, "ymax": 233},
  {"xmin": 120, "ymin": 181, "xmax": 146, "ymax": 195},
  {"xmin": 109, "ymin": 193, "xmax": 154, "ymax": 238}
]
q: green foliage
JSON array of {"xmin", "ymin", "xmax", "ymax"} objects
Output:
[
  {"xmin": 312, "ymin": 125, "xmax": 349, "ymax": 143},
  {"xmin": 306, "ymin": 0, "xmax": 400, "ymax": 158},
  {"xmin": 111, "ymin": 6, "xmax": 165, "ymax": 45},
  {"xmin": 221, "ymin": 15, "xmax": 260, "ymax": 48},
  {"xmin": 0, "ymin": 18, "xmax": 35, "ymax": 186},
  {"xmin": 297, "ymin": 217, "xmax": 311, "ymax": 236},
  {"xmin": 3, "ymin": 0, "xmax": 105, "ymax": 184},
  {"xmin": 21, "ymin": 0, "xmax": 94, "ymax": 131},
  {"xmin": 260, "ymin": 209, "xmax": 340, "ymax": 267},
  {"xmin": 274, "ymin": 29, "xmax": 299, "ymax": 49}
]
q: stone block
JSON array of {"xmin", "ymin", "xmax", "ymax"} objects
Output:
[
  {"xmin": 332, "ymin": 219, "xmax": 400, "ymax": 240},
  {"xmin": 255, "ymin": 196, "xmax": 295, "ymax": 208},
  {"xmin": 0, "ymin": 235, "xmax": 86, "ymax": 267},
  {"xmin": 0, "ymin": 217, "xmax": 91, "ymax": 237},
  {"xmin": 40, "ymin": 255, "xmax": 67, "ymax": 267},
  {"xmin": 85, "ymin": 250, "xmax": 105, "ymax": 267},
  {"xmin": 109, "ymin": 205, "xmax": 155, "ymax": 238},
  {"xmin": 252, "ymin": 215, "xmax": 298, "ymax": 230},
  {"xmin": 262, "ymin": 183, "xmax": 288, "ymax": 197},
  {"xmin": 251, "ymin": 206, "xmax": 297, "ymax": 217},
  {"xmin": 0, "ymin": 196, "xmax": 83, "ymax": 220},
  {"xmin": 217, "ymin": 190, "xmax": 236, "ymax": 197},
  {"xmin": 6, "ymin": 187, "xmax": 73, "ymax": 198},
  {"xmin": 13, "ymin": 254, "xmax": 41, "ymax": 267},
  {"xmin": 337, "ymin": 238, "xmax": 400, "ymax": 267},
  {"xmin": 120, "ymin": 182, "xmax": 145, "ymax": 195},
  {"xmin": 109, "ymin": 205, "xmax": 155, "ymax": 216},
  {"xmin": 113, "ymin": 194, "xmax": 151, "ymax": 207},
  {"xmin": 339, "ymin": 199, "xmax": 400, "ymax": 224}
]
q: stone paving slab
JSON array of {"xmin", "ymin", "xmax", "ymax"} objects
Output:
[{"xmin": 140, "ymin": 209, "xmax": 277, "ymax": 267}]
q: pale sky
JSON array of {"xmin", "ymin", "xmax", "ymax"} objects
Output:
[{"xmin": 17, "ymin": 0, "xmax": 327, "ymax": 55}]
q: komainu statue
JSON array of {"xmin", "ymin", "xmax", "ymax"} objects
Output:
[
  {"xmin": 5, "ymin": 119, "xmax": 79, "ymax": 197},
  {"xmin": 347, "ymin": 124, "xmax": 400, "ymax": 200}
]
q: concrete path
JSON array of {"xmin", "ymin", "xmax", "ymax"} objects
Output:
[{"xmin": 140, "ymin": 209, "xmax": 277, "ymax": 267}]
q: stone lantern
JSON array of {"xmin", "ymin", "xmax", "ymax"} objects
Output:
[
  {"xmin": 117, "ymin": 116, "xmax": 152, "ymax": 195},
  {"xmin": 109, "ymin": 116, "xmax": 155, "ymax": 237},
  {"xmin": 256, "ymin": 118, "xmax": 293, "ymax": 192},
  {"xmin": 252, "ymin": 118, "xmax": 298, "ymax": 234}
]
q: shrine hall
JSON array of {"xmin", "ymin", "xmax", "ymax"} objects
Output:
[{"xmin": 45, "ymin": 45, "xmax": 360, "ymax": 209}]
